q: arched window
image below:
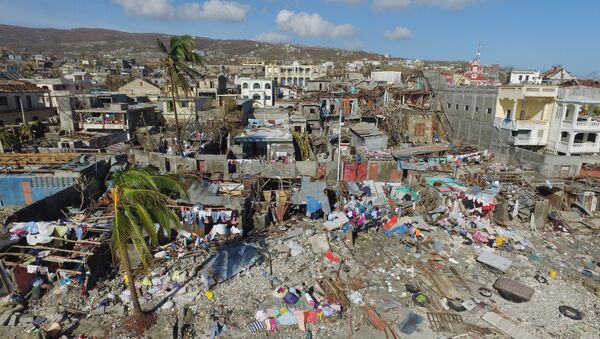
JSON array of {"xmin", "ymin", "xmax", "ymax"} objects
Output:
[
  {"xmin": 252, "ymin": 94, "xmax": 261, "ymax": 101},
  {"xmin": 253, "ymin": 83, "xmax": 261, "ymax": 90},
  {"xmin": 265, "ymin": 83, "xmax": 271, "ymax": 90},
  {"xmin": 243, "ymin": 83, "xmax": 249, "ymax": 89}
]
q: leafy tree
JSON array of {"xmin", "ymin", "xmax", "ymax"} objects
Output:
[
  {"xmin": 110, "ymin": 168, "xmax": 186, "ymax": 317},
  {"xmin": 157, "ymin": 35, "xmax": 203, "ymax": 155},
  {"xmin": 0, "ymin": 127, "xmax": 18, "ymax": 152}
]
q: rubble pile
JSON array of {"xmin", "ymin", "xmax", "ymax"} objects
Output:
[{"xmin": 0, "ymin": 166, "xmax": 600, "ymax": 338}]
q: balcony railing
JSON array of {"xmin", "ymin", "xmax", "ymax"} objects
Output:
[{"xmin": 556, "ymin": 141, "xmax": 598, "ymax": 154}]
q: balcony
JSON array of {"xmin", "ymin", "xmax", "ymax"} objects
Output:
[
  {"xmin": 560, "ymin": 120, "xmax": 600, "ymax": 131},
  {"xmin": 556, "ymin": 141, "xmax": 599, "ymax": 154},
  {"xmin": 494, "ymin": 117, "xmax": 549, "ymax": 131},
  {"xmin": 499, "ymin": 86, "xmax": 558, "ymax": 100}
]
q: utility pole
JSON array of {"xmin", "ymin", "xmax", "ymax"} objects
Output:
[
  {"xmin": 336, "ymin": 112, "xmax": 343, "ymax": 181},
  {"xmin": 19, "ymin": 97, "xmax": 26, "ymax": 124}
]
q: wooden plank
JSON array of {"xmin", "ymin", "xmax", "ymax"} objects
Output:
[
  {"xmin": 11, "ymin": 245, "xmax": 93, "ymax": 256},
  {"xmin": 428, "ymin": 270, "xmax": 461, "ymax": 299},
  {"xmin": 50, "ymin": 237, "xmax": 101, "ymax": 245}
]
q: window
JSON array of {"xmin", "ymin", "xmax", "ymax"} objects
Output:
[
  {"xmin": 26, "ymin": 95, "xmax": 32, "ymax": 109},
  {"xmin": 465, "ymin": 105, "xmax": 469, "ymax": 111},
  {"xmin": 265, "ymin": 83, "xmax": 271, "ymax": 90},
  {"xmin": 181, "ymin": 101, "xmax": 188, "ymax": 108},
  {"xmin": 265, "ymin": 96, "xmax": 272, "ymax": 100},
  {"xmin": 15, "ymin": 96, "xmax": 21, "ymax": 110},
  {"xmin": 447, "ymin": 103, "xmax": 451, "ymax": 109},
  {"xmin": 253, "ymin": 83, "xmax": 261, "ymax": 90},
  {"xmin": 413, "ymin": 123, "xmax": 425, "ymax": 137},
  {"xmin": 475, "ymin": 106, "xmax": 479, "ymax": 112},
  {"xmin": 455, "ymin": 104, "xmax": 459, "ymax": 109},
  {"xmin": 525, "ymin": 75, "xmax": 530, "ymax": 81},
  {"xmin": 486, "ymin": 108, "xmax": 492, "ymax": 114},
  {"xmin": 519, "ymin": 75, "xmax": 523, "ymax": 81},
  {"xmin": 252, "ymin": 94, "xmax": 261, "ymax": 100},
  {"xmin": 243, "ymin": 95, "xmax": 249, "ymax": 99},
  {"xmin": 242, "ymin": 83, "xmax": 249, "ymax": 89},
  {"xmin": 0, "ymin": 96, "xmax": 7, "ymax": 106}
]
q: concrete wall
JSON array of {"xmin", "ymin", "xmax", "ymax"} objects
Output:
[{"xmin": 436, "ymin": 86, "xmax": 499, "ymax": 149}]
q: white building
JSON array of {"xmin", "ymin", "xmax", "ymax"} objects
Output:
[
  {"xmin": 546, "ymin": 85, "xmax": 600, "ymax": 155},
  {"xmin": 239, "ymin": 78, "xmax": 275, "ymax": 107},
  {"xmin": 370, "ymin": 71, "xmax": 402, "ymax": 85},
  {"xmin": 542, "ymin": 66, "xmax": 576, "ymax": 85},
  {"xmin": 264, "ymin": 61, "xmax": 321, "ymax": 87},
  {"xmin": 509, "ymin": 70, "xmax": 542, "ymax": 85}
]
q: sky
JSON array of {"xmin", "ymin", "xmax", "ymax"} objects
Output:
[{"xmin": 0, "ymin": 0, "xmax": 598, "ymax": 76}]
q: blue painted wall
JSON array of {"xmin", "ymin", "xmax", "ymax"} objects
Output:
[{"xmin": 0, "ymin": 175, "xmax": 75, "ymax": 207}]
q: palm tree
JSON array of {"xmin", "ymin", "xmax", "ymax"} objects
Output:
[
  {"xmin": 157, "ymin": 35, "xmax": 203, "ymax": 155},
  {"xmin": 110, "ymin": 168, "xmax": 187, "ymax": 317}
]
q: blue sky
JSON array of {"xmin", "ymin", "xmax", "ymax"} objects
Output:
[{"xmin": 0, "ymin": 0, "xmax": 598, "ymax": 76}]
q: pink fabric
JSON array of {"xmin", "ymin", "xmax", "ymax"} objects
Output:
[
  {"xmin": 268, "ymin": 318, "xmax": 279, "ymax": 333},
  {"xmin": 294, "ymin": 311, "xmax": 306, "ymax": 331}
]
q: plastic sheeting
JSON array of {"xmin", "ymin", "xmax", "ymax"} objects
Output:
[{"xmin": 198, "ymin": 244, "xmax": 262, "ymax": 288}]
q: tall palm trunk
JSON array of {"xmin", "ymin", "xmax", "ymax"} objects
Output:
[
  {"xmin": 170, "ymin": 72, "xmax": 184, "ymax": 155},
  {"xmin": 120, "ymin": 242, "xmax": 143, "ymax": 316}
]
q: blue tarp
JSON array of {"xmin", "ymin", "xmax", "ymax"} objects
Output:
[
  {"xmin": 306, "ymin": 195, "xmax": 322, "ymax": 214},
  {"xmin": 199, "ymin": 244, "xmax": 262, "ymax": 287}
]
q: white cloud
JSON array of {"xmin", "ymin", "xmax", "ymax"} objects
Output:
[
  {"xmin": 373, "ymin": 0, "xmax": 479, "ymax": 12},
  {"xmin": 180, "ymin": 0, "xmax": 249, "ymax": 21},
  {"xmin": 254, "ymin": 32, "xmax": 290, "ymax": 44},
  {"xmin": 326, "ymin": 0, "xmax": 364, "ymax": 5},
  {"xmin": 113, "ymin": 0, "xmax": 249, "ymax": 21},
  {"xmin": 275, "ymin": 10, "xmax": 355, "ymax": 38},
  {"xmin": 113, "ymin": 0, "xmax": 172, "ymax": 19},
  {"xmin": 384, "ymin": 26, "xmax": 412, "ymax": 40}
]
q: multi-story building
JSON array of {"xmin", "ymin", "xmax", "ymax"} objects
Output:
[
  {"xmin": 0, "ymin": 80, "xmax": 56, "ymax": 125},
  {"xmin": 77, "ymin": 102, "xmax": 157, "ymax": 139},
  {"xmin": 239, "ymin": 78, "xmax": 275, "ymax": 107},
  {"xmin": 547, "ymin": 83, "xmax": 600, "ymax": 155},
  {"xmin": 493, "ymin": 85, "xmax": 558, "ymax": 147},
  {"xmin": 264, "ymin": 61, "xmax": 321, "ymax": 87}
]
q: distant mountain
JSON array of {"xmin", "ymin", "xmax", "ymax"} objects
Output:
[{"xmin": 0, "ymin": 24, "xmax": 384, "ymax": 64}]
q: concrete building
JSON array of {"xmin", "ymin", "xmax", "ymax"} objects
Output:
[
  {"xmin": 349, "ymin": 122, "xmax": 388, "ymax": 150},
  {"xmin": 0, "ymin": 154, "xmax": 109, "ymax": 208},
  {"xmin": 509, "ymin": 70, "xmax": 542, "ymax": 85},
  {"xmin": 23, "ymin": 77, "xmax": 89, "ymax": 108},
  {"xmin": 0, "ymin": 80, "xmax": 56, "ymax": 125},
  {"xmin": 118, "ymin": 78, "xmax": 162, "ymax": 100},
  {"xmin": 433, "ymin": 75, "xmax": 598, "ymax": 178},
  {"xmin": 239, "ymin": 78, "xmax": 275, "ymax": 107},
  {"xmin": 77, "ymin": 102, "xmax": 157, "ymax": 139},
  {"xmin": 546, "ymin": 85, "xmax": 600, "ymax": 155},
  {"xmin": 542, "ymin": 66, "xmax": 576, "ymax": 85},
  {"xmin": 63, "ymin": 71, "xmax": 93, "ymax": 90},
  {"xmin": 370, "ymin": 71, "xmax": 402, "ymax": 86},
  {"xmin": 304, "ymin": 79, "xmax": 331, "ymax": 93},
  {"xmin": 436, "ymin": 85, "xmax": 499, "ymax": 150},
  {"xmin": 265, "ymin": 61, "xmax": 321, "ymax": 87},
  {"xmin": 494, "ymin": 85, "xmax": 558, "ymax": 147}
]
